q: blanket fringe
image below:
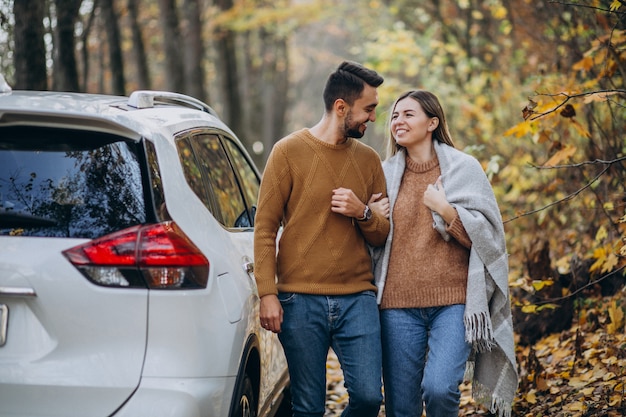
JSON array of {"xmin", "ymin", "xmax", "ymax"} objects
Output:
[
  {"xmin": 472, "ymin": 382, "xmax": 513, "ymax": 417},
  {"xmin": 465, "ymin": 311, "xmax": 494, "ymax": 351}
]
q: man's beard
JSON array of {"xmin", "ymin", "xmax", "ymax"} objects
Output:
[{"xmin": 344, "ymin": 111, "xmax": 365, "ymax": 139}]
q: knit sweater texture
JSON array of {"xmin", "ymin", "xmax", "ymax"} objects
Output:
[
  {"xmin": 380, "ymin": 154, "xmax": 471, "ymax": 309},
  {"xmin": 254, "ymin": 128, "xmax": 390, "ymax": 298}
]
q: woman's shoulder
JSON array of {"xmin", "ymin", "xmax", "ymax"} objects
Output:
[{"xmin": 437, "ymin": 142, "xmax": 483, "ymax": 170}]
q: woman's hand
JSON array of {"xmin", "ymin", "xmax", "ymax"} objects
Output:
[
  {"xmin": 423, "ymin": 177, "xmax": 456, "ymax": 223},
  {"xmin": 368, "ymin": 192, "xmax": 390, "ymax": 218}
]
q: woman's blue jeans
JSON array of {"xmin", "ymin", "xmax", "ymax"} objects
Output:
[
  {"xmin": 278, "ymin": 291, "xmax": 383, "ymax": 417},
  {"xmin": 380, "ymin": 305, "xmax": 471, "ymax": 417}
]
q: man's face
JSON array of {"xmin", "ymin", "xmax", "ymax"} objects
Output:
[{"xmin": 343, "ymin": 84, "xmax": 379, "ymax": 139}]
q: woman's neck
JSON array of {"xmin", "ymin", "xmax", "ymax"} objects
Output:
[{"xmin": 406, "ymin": 140, "xmax": 435, "ymax": 164}]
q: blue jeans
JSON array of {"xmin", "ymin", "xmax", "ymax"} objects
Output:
[
  {"xmin": 380, "ymin": 305, "xmax": 471, "ymax": 417},
  {"xmin": 278, "ymin": 291, "xmax": 383, "ymax": 417}
]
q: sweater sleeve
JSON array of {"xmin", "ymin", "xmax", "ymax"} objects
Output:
[
  {"xmin": 446, "ymin": 211, "xmax": 472, "ymax": 249},
  {"xmin": 253, "ymin": 143, "xmax": 291, "ymax": 298},
  {"xmin": 357, "ymin": 157, "xmax": 390, "ymax": 247}
]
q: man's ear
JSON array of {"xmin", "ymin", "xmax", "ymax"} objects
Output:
[{"xmin": 334, "ymin": 99, "xmax": 347, "ymax": 117}]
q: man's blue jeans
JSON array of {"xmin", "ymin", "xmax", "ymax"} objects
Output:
[
  {"xmin": 380, "ymin": 305, "xmax": 471, "ymax": 417},
  {"xmin": 278, "ymin": 291, "xmax": 383, "ymax": 417}
]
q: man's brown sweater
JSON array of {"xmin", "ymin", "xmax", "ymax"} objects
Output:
[
  {"xmin": 380, "ymin": 155, "xmax": 471, "ymax": 309},
  {"xmin": 254, "ymin": 128, "xmax": 390, "ymax": 298}
]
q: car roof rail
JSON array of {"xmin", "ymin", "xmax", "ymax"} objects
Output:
[
  {"xmin": 0, "ymin": 74, "xmax": 12, "ymax": 94},
  {"xmin": 127, "ymin": 91, "xmax": 218, "ymax": 117}
]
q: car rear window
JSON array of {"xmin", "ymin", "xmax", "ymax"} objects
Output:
[{"xmin": 0, "ymin": 127, "xmax": 146, "ymax": 238}]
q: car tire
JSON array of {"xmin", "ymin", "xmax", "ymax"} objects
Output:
[{"xmin": 231, "ymin": 373, "xmax": 257, "ymax": 417}]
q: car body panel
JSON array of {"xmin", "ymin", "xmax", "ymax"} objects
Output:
[{"xmin": 0, "ymin": 237, "xmax": 148, "ymax": 416}]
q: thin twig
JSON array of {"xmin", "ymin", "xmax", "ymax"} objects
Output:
[
  {"xmin": 529, "ymin": 89, "xmax": 626, "ymax": 120},
  {"xmin": 528, "ymin": 155, "xmax": 626, "ymax": 170},
  {"xmin": 503, "ymin": 164, "xmax": 611, "ymax": 223},
  {"xmin": 530, "ymin": 265, "xmax": 626, "ymax": 306}
]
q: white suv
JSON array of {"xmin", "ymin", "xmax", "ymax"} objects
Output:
[{"xmin": 0, "ymin": 77, "xmax": 290, "ymax": 417}]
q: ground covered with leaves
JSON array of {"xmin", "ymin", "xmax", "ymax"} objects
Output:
[{"xmin": 324, "ymin": 291, "xmax": 625, "ymax": 417}]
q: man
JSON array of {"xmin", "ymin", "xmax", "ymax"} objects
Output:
[{"xmin": 254, "ymin": 61, "xmax": 390, "ymax": 417}]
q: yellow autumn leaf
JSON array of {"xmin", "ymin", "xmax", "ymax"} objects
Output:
[
  {"xmin": 571, "ymin": 118, "xmax": 592, "ymax": 138},
  {"xmin": 595, "ymin": 225, "xmax": 608, "ymax": 242},
  {"xmin": 543, "ymin": 144, "xmax": 577, "ymax": 167},
  {"xmin": 503, "ymin": 120, "xmax": 535, "ymax": 138},
  {"xmin": 522, "ymin": 304, "xmax": 537, "ymax": 313},
  {"xmin": 568, "ymin": 376, "xmax": 588, "ymax": 388},
  {"xmin": 603, "ymin": 371, "xmax": 616, "ymax": 381},
  {"xmin": 573, "ymin": 56, "xmax": 594, "ymax": 72},
  {"xmin": 532, "ymin": 279, "xmax": 553, "ymax": 291},
  {"xmin": 610, "ymin": 0, "xmax": 622, "ymax": 11},
  {"xmin": 590, "ymin": 247, "xmax": 607, "ymax": 273},
  {"xmin": 603, "ymin": 202, "xmax": 614, "ymax": 211},
  {"xmin": 602, "ymin": 252, "xmax": 619, "ymax": 273},
  {"xmin": 564, "ymin": 401, "xmax": 585, "ymax": 411},
  {"xmin": 526, "ymin": 390, "xmax": 537, "ymax": 404},
  {"xmin": 607, "ymin": 301, "xmax": 624, "ymax": 334}
]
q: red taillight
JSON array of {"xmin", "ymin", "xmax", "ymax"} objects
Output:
[{"xmin": 63, "ymin": 222, "xmax": 209, "ymax": 289}]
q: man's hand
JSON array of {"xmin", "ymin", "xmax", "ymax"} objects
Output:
[
  {"xmin": 260, "ymin": 294, "xmax": 283, "ymax": 333},
  {"xmin": 331, "ymin": 187, "xmax": 366, "ymax": 218},
  {"xmin": 368, "ymin": 192, "xmax": 389, "ymax": 218}
]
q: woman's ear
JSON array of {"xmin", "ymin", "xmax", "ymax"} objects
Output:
[{"xmin": 428, "ymin": 117, "xmax": 439, "ymax": 132}]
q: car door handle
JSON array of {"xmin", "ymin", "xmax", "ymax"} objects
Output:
[
  {"xmin": 242, "ymin": 262, "xmax": 254, "ymax": 274},
  {"xmin": 0, "ymin": 286, "xmax": 37, "ymax": 297}
]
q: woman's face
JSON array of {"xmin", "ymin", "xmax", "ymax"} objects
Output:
[{"xmin": 390, "ymin": 97, "xmax": 436, "ymax": 149}]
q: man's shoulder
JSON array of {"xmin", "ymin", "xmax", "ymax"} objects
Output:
[
  {"xmin": 352, "ymin": 140, "xmax": 382, "ymax": 160},
  {"xmin": 271, "ymin": 129, "xmax": 310, "ymax": 151},
  {"xmin": 279, "ymin": 128, "xmax": 309, "ymax": 142}
]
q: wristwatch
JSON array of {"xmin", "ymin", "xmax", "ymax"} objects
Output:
[{"xmin": 357, "ymin": 205, "xmax": 372, "ymax": 221}]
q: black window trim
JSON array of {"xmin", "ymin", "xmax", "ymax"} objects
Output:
[{"xmin": 175, "ymin": 127, "xmax": 258, "ymax": 230}]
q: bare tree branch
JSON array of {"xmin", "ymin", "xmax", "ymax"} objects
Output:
[
  {"xmin": 531, "ymin": 265, "xmax": 626, "ymax": 306},
  {"xmin": 548, "ymin": 1, "xmax": 623, "ymax": 14},
  {"xmin": 529, "ymin": 155, "xmax": 626, "ymax": 170},
  {"xmin": 529, "ymin": 89, "xmax": 626, "ymax": 120},
  {"xmin": 504, "ymin": 163, "xmax": 612, "ymax": 223}
]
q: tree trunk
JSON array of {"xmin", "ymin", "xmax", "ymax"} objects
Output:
[
  {"xmin": 158, "ymin": 0, "xmax": 185, "ymax": 93},
  {"xmin": 127, "ymin": 0, "xmax": 151, "ymax": 89},
  {"xmin": 214, "ymin": 0, "xmax": 242, "ymax": 134},
  {"xmin": 53, "ymin": 0, "xmax": 82, "ymax": 92},
  {"xmin": 242, "ymin": 29, "xmax": 289, "ymax": 169},
  {"xmin": 180, "ymin": 0, "xmax": 206, "ymax": 101},
  {"xmin": 100, "ymin": 0, "xmax": 125, "ymax": 95},
  {"xmin": 80, "ymin": 0, "xmax": 99, "ymax": 91},
  {"xmin": 13, "ymin": 0, "xmax": 47, "ymax": 90}
]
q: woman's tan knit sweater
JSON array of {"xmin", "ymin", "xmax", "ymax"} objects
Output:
[{"xmin": 380, "ymin": 155, "xmax": 471, "ymax": 309}]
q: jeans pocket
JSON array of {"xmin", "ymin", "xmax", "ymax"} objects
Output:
[{"xmin": 277, "ymin": 292, "xmax": 297, "ymax": 304}]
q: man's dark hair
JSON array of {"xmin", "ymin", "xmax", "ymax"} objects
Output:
[{"xmin": 322, "ymin": 61, "xmax": 384, "ymax": 112}]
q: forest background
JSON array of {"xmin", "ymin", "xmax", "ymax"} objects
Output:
[{"xmin": 1, "ymin": 0, "xmax": 625, "ymax": 415}]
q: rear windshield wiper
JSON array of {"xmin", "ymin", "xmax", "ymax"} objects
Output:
[{"xmin": 0, "ymin": 212, "xmax": 58, "ymax": 228}]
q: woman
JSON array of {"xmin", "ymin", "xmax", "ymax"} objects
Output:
[{"xmin": 371, "ymin": 90, "xmax": 518, "ymax": 417}]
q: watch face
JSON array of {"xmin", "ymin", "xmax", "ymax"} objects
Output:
[{"xmin": 365, "ymin": 206, "xmax": 372, "ymax": 220}]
